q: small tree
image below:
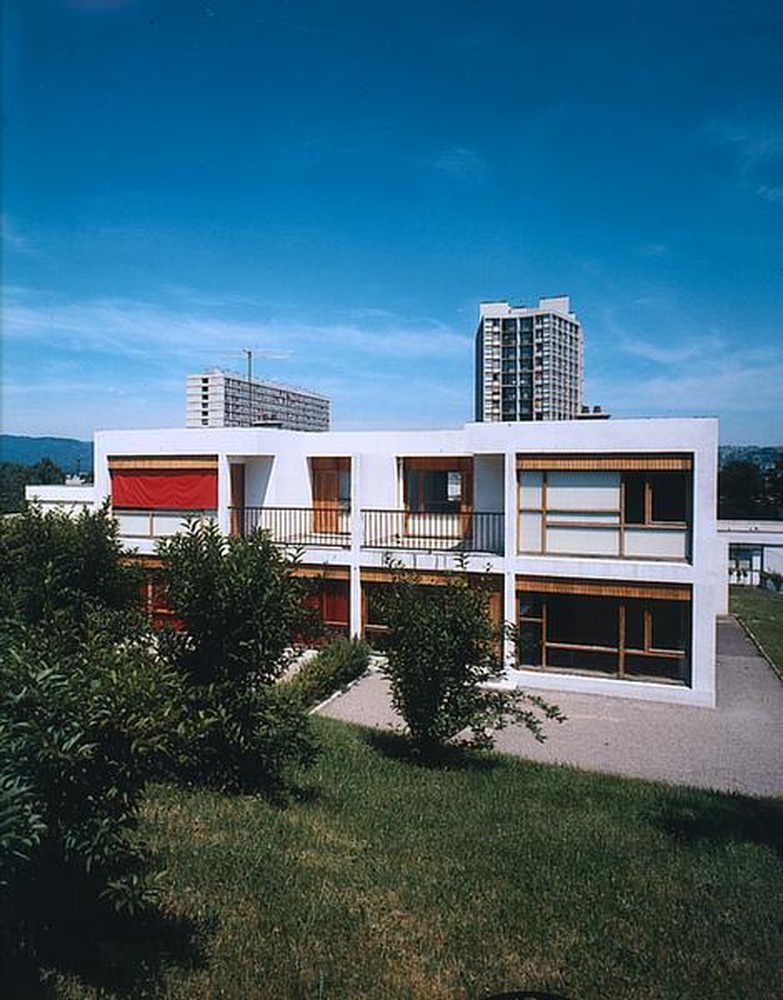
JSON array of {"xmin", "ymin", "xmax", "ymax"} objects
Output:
[
  {"xmin": 0, "ymin": 503, "xmax": 140, "ymax": 631},
  {"xmin": 157, "ymin": 521, "xmax": 319, "ymax": 791},
  {"xmin": 379, "ymin": 566, "xmax": 563, "ymax": 753},
  {"xmin": 719, "ymin": 460, "xmax": 768, "ymax": 519},
  {"xmin": 0, "ymin": 458, "xmax": 66, "ymax": 514}
]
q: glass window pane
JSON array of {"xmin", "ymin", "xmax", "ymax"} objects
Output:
[
  {"xmin": 625, "ymin": 601, "xmax": 645, "ymax": 649},
  {"xmin": 624, "ymin": 474, "xmax": 645, "ymax": 524},
  {"xmin": 547, "ymin": 595, "xmax": 619, "ymax": 649},
  {"xmin": 518, "ymin": 595, "xmax": 543, "ymax": 619},
  {"xmin": 651, "ymin": 474, "xmax": 687, "ymax": 522},
  {"xmin": 650, "ymin": 603, "xmax": 686, "ymax": 651},
  {"xmin": 517, "ymin": 621, "xmax": 543, "ymax": 666},
  {"xmin": 547, "ymin": 647, "xmax": 618, "ymax": 674},
  {"xmin": 625, "ymin": 653, "xmax": 684, "ymax": 682}
]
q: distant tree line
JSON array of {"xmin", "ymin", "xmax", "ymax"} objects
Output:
[
  {"xmin": 0, "ymin": 459, "xmax": 66, "ymax": 513},
  {"xmin": 719, "ymin": 455, "xmax": 783, "ymax": 520}
]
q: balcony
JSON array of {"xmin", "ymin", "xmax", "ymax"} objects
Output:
[
  {"xmin": 233, "ymin": 506, "xmax": 351, "ymax": 548},
  {"xmin": 230, "ymin": 507, "xmax": 505, "ymax": 555},
  {"xmin": 363, "ymin": 509, "xmax": 504, "ymax": 554}
]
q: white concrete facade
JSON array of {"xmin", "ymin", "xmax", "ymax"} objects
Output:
[
  {"xmin": 78, "ymin": 416, "xmax": 723, "ymax": 707},
  {"xmin": 24, "ymin": 483, "xmax": 95, "ymax": 516}
]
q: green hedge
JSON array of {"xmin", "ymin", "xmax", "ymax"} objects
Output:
[{"xmin": 285, "ymin": 638, "xmax": 371, "ymax": 708}]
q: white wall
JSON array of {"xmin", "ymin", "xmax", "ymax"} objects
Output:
[{"xmin": 24, "ymin": 484, "xmax": 96, "ymax": 515}]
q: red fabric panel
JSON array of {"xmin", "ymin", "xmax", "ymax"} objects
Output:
[{"xmin": 112, "ymin": 470, "xmax": 217, "ymax": 510}]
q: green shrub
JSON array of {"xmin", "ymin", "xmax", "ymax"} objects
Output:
[
  {"xmin": 380, "ymin": 568, "xmax": 563, "ymax": 753},
  {"xmin": 0, "ymin": 768, "xmax": 46, "ymax": 892},
  {"xmin": 157, "ymin": 520, "xmax": 313, "ymax": 685},
  {"xmin": 183, "ymin": 682, "xmax": 320, "ymax": 793},
  {"xmin": 286, "ymin": 637, "xmax": 371, "ymax": 707},
  {"xmin": 0, "ymin": 503, "xmax": 140, "ymax": 630},
  {"xmin": 157, "ymin": 521, "xmax": 320, "ymax": 791},
  {"xmin": 0, "ymin": 619, "xmax": 192, "ymax": 965}
]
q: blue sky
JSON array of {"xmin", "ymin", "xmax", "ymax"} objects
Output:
[{"xmin": 2, "ymin": 0, "xmax": 782, "ymax": 443}]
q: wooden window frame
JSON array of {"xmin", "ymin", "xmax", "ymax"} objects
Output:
[
  {"xmin": 401, "ymin": 457, "xmax": 474, "ymax": 516},
  {"xmin": 515, "ymin": 578, "xmax": 691, "ymax": 684},
  {"xmin": 517, "ymin": 461, "xmax": 692, "ymax": 560}
]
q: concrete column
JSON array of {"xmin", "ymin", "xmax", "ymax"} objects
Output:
[
  {"xmin": 503, "ymin": 449, "xmax": 518, "ymax": 671},
  {"xmin": 349, "ymin": 454, "xmax": 363, "ymax": 637},
  {"xmin": 217, "ymin": 454, "xmax": 231, "ymax": 536}
]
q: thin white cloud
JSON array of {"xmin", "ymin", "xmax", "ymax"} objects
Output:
[
  {"xmin": 638, "ymin": 242, "xmax": 669, "ymax": 258},
  {"xmin": 432, "ymin": 145, "xmax": 489, "ymax": 183},
  {"xmin": 1, "ymin": 288, "xmax": 474, "ymax": 437},
  {"xmin": 707, "ymin": 116, "xmax": 783, "ymax": 203},
  {"xmin": 1, "ymin": 217, "xmax": 41, "ymax": 257},
  {"xmin": 591, "ymin": 356, "xmax": 783, "ymax": 418},
  {"xmin": 601, "ymin": 306, "xmax": 727, "ymax": 367},
  {"xmin": 2, "ymin": 289, "xmax": 470, "ymax": 363},
  {"xmin": 618, "ymin": 334, "xmax": 726, "ymax": 366}
]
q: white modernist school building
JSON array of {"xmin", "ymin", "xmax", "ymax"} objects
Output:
[{"xmin": 72, "ymin": 416, "xmax": 724, "ymax": 708}]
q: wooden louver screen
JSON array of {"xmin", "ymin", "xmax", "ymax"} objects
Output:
[
  {"xmin": 516, "ymin": 576, "xmax": 691, "ymax": 602},
  {"xmin": 108, "ymin": 455, "xmax": 218, "ymax": 470},
  {"xmin": 361, "ymin": 567, "xmax": 503, "ymax": 589},
  {"xmin": 516, "ymin": 453, "xmax": 693, "ymax": 472}
]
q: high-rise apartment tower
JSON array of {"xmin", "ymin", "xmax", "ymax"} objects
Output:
[
  {"xmin": 475, "ymin": 296, "xmax": 583, "ymax": 422},
  {"xmin": 187, "ymin": 369, "xmax": 330, "ymax": 431}
]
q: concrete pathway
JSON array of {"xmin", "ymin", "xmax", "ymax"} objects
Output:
[{"xmin": 317, "ymin": 617, "xmax": 783, "ymax": 798}]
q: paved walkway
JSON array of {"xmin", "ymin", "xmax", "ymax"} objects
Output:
[{"xmin": 317, "ymin": 617, "xmax": 783, "ymax": 798}]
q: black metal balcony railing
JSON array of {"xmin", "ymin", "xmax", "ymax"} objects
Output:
[
  {"xmin": 233, "ymin": 506, "xmax": 351, "ymax": 548},
  {"xmin": 362, "ymin": 509, "xmax": 504, "ymax": 555},
  {"xmin": 231, "ymin": 507, "xmax": 505, "ymax": 554}
]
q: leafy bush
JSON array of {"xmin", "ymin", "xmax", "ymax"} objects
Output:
[
  {"xmin": 157, "ymin": 520, "xmax": 312, "ymax": 686},
  {"xmin": 379, "ymin": 568, "xmax": 563, "ymax": 753},
  {"xmin": 157, "ymin": 521, "xmax": 319, "ymax": 791},
  {"xmin": 185, "ymin": 682, "xmax": 320, "ymax": 793},
  {"xmin": 286, "ymin": 638, "xmax": 371, "ymax": 707},
  {"xmin": 0, "ymin": 768, "xmax": 46, "ymax": 892},
  {"xmin": 0, "ymin": 619, "xmax": 192, "ymax": 966},
  {"xmin": 0, "ymin": 503, "xmax": 140, "ymax": 629}
]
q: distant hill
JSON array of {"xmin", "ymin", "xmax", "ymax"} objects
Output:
[
  {"xmin": 719, "ymin": 445, "xmax": 782, "ymax": 471},
  {"xmin": 0, "ymin": 435, "xmax": 93, "ymax": 474}
]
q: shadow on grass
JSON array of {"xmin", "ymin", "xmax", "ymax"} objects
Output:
[
  {"xmin": 363, "ymin": 728, "xmax": 501, "ymax": 772},
  {"xmin": 659, "ymin": 793, "xmax": 783, "ymax": 859},
  {"xmin": 2, "ymin": 904, "xmax": 210, "ymax": 999}
]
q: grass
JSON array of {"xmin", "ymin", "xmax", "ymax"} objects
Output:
[
  {"xmin": 41, "ymin": 719, "xmax": 783, "ymax": 1000},
  {"xmin": 730, "ymin": 584, "xmax": 783, "ymax": 674}
]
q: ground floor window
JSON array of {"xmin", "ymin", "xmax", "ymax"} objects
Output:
[
  {"xmin": 301, "ymin": 577, "xmax": 350, "ymax": 639},
  {"xmin": 517, "ymin": 588, "xmax": 691, "ymax": 684}
]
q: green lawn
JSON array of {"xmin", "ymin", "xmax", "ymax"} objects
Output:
[
  {"xmin": 43, "ymin": 719, "xmax": 783, "ymax": 1000},
  {"xmin": 730, "ymin": 584, "xmax": 783, "ymax": 674}
]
